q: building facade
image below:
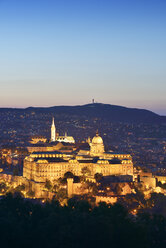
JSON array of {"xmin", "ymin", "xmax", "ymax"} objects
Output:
[
  {"xmin": 23, "ymin": 133, "xmax": 133, "ymax": 184},
  {"xmin": 51, "ymin": 118, "xmax": 75, "ymax": 143}
]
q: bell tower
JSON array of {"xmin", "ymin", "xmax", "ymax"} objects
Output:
[{"xmin": 51, "ymin": 117, "xmax": 56, "ymax": 142}]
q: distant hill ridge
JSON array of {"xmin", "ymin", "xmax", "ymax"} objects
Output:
[{"xmin": 0, "ymin": 103, "xmax": 165, "ymax": 123}]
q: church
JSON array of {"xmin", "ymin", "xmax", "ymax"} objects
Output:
[
  {"xmin": 51, "ymin": 117, "xmax": 75, "ymax": 143},
  {"xmin": 23, "ymin": 120, "xmax": 133, "ymax": 185}
]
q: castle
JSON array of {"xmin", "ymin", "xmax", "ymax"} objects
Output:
[
  {"xmin": 51, "ymin": 117, "xmax": 75, "ymax": 143},
  {"xmin": 23, "ymin": 119, "xmax": 133, "ymax": 187},
  {"xmin": 29, "ymin": 118, "xmax": 75, "ymax": 146}
]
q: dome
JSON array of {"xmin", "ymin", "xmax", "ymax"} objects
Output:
[{"xmin": 92, "ymin": 135, "xmax": 103, "ymax": 144}]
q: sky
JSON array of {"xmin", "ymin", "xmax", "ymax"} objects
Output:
[{"xmin": 0, "ymin": 0, "xmax": 166, "ymax": 115}]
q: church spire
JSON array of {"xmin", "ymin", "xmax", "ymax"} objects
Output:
[
  {"xmin": 51, "ymin": 117, "xmax": 56, "ymax": 142},
  {"xmin": 52, "ymin": 117, "xmax": 55, "ymax": 126}
]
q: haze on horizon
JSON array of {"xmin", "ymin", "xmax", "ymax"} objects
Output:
[{"xmin": 0, "ymin": 0, "xmax": 166, "ymax": 115}]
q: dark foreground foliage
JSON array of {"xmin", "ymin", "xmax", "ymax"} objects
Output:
[{"xmin": 0, "ymin": 193, "xmax": 165, "ymax": 248}]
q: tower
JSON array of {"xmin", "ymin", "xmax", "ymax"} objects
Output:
[
  {"xmin": 51, "ymin": 117, "xmax": 56, "ymax": 142},
  {"xmin": 90, "ymin": 131, "xmax": 105, "ymax": 156}
]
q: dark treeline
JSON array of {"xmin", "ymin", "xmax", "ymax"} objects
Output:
[{"xmin": 0, "ymin": 193, "xmax": 166, "ymax": 248}]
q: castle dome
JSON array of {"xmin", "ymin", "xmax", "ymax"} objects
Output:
[{"xmin": 92, "ymin": 133, "xmax": 103, "ymax": 144}]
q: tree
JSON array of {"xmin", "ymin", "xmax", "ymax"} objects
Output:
[
  {"xmin": 0, "ymin": 195, "xmax": 165, "ymax": 248},
  {"xmin": 64, "ymin": 171, "xmax": 74, "ymax": 178},
  {"xmin": 59, "ymin": 177, "xmax": 67, "ymax": 185},
  {"xmin": 52, "ymin": 184, "xmax": 58, "ymax": 192},
  {"xmin": 27, "ymin": 190, "xmax": 35, "ymax": 197},
  {"xmin": 55, "ymin": 188, "xmax": 67, "ymax": 201},
  {"xmin": 94, "ymin": 173, "xmax": 103, "ymax": 182},
  {"xmin": 81, "ymin": 166, "xmax": 91, "ymax": 177},
  {"xmin": 147, "ymin": 193, "xmax": 166, "ymax": 216},
  {"xmin": 91, "ymin": 184, "xmax": 98, "ymax": 195},
  {"xmin": 0, "ymin": 182, "xmax": 8, "ymax": 193},
  {"xmin": 45, "ymin": 179, "xmax": 52, "ymax": 190},
  {"xmin": 14, "ymin": 184, "xmax": 25, "ymax": 192},
  {"xmin": 59, "ymin": 172, "xmax": 78, "ymax": 185},
  {"xmin": 73, "ymin": 176, "xmax": 80, "ymax": 183}
]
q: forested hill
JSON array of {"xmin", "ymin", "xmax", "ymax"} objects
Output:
[{"xmin": 0, "ymin": 103, "xmax": 165, "ymax": 123}]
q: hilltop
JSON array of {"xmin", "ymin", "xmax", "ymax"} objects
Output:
[{"xmin": 1, "ymin": 103, "xmax": 165, "ymax": 123}]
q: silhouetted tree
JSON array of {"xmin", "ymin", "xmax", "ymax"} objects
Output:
[
  {"xmin": 81, "ymin": 166, "xmax": 91, "ymax": 177},
  {"xmin": 94, "ymin": 173, "xmax": 103, "ymax": 182},
  {"xmin": 64, "ymin": 171, "xmax": 74, "ymax": 178},
  {"xmin": 0, "ymin": 193, "xmax": 165, "ymax": 248},
  {"xmin": 45, "ymin": 179, "xmax": 52, "ymax": 190}
]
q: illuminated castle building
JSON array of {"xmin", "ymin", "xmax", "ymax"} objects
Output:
[
  {"xmin": 51, "ymin": 117, "xmax": 75, "ymax": 144},
  {"xmin": 23, "ymin": 131, "xmax": 133, "ymax": 185},
  {"xmin": 56, "ymin": 133, "xmax": 75, "ymax": 144},
  {"xmin": 89, "ymin": 131, "xmax": 105, "ymax": 156}
]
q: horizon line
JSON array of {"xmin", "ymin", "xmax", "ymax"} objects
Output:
[{"xmin": 0, "ymin": 102, "xmax": 165, "ymax": 116}]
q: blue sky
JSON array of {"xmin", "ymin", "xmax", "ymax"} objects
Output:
[{"xmin": 0, "ymin": 0, "xmax": 166, "ymax": 115}]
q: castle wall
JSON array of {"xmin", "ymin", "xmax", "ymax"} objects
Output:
[
  {"xmin": 27, "ymin": 146, "xmax": 58, "ymax": 153},
  {"xmin": 23, "ymin": 133, "xmax": 133, "ymax": 185},
  {"xmin": 23, "ymin": 157, "xmax": 133, "ymax": 184},
  {"xmin": 140, "ymin": 176, "xmax": 156, "ymax": 189},
  {"xmin": 96, "ymin": 196, "xmax": 117, "ymax": 205}
]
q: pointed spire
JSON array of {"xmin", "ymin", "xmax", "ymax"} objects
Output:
[
  {"xmin": 51, "ymin": 117, "xmax": 56, "ymax": 142},
  {"xmin": 52, "ymin": 117, "xmax": 55, "ymax": 126}
]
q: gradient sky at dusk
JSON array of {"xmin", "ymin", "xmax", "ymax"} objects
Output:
[{"xmin": 0, "ymin": 0, "xmax": 166, "ymax": 115}]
